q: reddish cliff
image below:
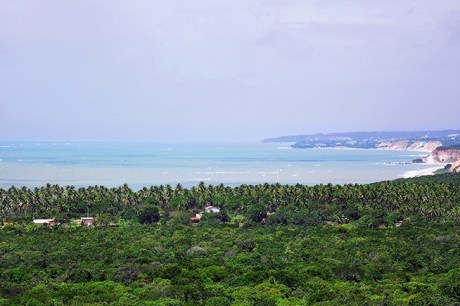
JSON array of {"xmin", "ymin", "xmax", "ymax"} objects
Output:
[
  {"xmin": 450, "ymin": 159, "xmax": 460, "ymax": 173},
  {"xmin": 422, "ymin": 148, "xmax": 460, "ymax": 164}
]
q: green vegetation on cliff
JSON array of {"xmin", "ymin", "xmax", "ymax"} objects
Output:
[{"xmin": 263, "ymin": 129, "xmax": 460, "ymax": 149}]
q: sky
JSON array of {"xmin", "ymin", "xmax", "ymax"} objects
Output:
[{"xmin": 1, "ymin": 1, "xmax": 460, "ymax": 141}]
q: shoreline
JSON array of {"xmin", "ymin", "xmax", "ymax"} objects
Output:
[
  {"xmin": 293, "ymin": 146, "xmax": 433, "ymax": 153},
  {"xmin": 401, "ymin": 166, "xmax": 446, "ymax": 179}
]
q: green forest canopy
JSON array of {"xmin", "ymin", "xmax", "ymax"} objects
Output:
[{"xmin": 1, "ymin": 173, "xmax": 460, "ymax": 305}]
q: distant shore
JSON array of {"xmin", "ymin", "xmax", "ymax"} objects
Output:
[{"xmin": 297, "ymin": 146, "xmax": 433, "ymax": 153}]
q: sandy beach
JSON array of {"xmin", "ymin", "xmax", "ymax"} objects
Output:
[{"xmin": 402, "ymin": 165, "xmax": 446, "ymax": 178}]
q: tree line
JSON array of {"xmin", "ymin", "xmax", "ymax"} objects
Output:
[{"xmin": 1, "ymin": 173, "xmax": 460, "ymax": 227}]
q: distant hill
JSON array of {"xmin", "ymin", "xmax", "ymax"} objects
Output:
[{"xmin": 263, "ymin": 130, "xmax": 460, "ymax": 151}]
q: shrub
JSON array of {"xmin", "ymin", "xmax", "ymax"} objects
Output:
[{"xmin": 138, "ymin": 205, "xmax": 160, "ymax": 224}]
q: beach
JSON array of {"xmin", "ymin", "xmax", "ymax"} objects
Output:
[{"xmin": 401, "ymin": 165, "xmax": 446, "ymax": 179}]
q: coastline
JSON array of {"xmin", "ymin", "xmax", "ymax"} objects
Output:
[
  {"xmin": 300, "ymin": 146, "xmax": 433, "ymax": 153},
  {"xmin": 401, "ymin": 165, "xmax": 446, "ymax": 179},
  {"xmin": 292, "ymin": 146, "xmax": 446, "ymax": 178}
]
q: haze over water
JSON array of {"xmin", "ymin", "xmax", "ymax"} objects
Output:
[
  {"xmin": 0, "ymin": 142, "xmax": 437, "ymax": 189},
  {"xmin": 2, "ymin": 2, "xmax": 460, "ymax": 142}
]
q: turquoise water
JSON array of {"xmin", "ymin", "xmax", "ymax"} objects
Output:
[{"xmin": 0, "ymin": 141, "xmax": 437, "ymax": 189}]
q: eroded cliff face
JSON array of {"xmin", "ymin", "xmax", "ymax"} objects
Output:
[
  {"xmin": 376, "ymin": 141, "xmax": 442, "ymax": 152},
  {"xmin": 422, "ymin": 148, "xmax": 460, "ymax": 164},
  {"xmin": 450, "ymin": 159, "xmax": 460, "ymax": 173}
]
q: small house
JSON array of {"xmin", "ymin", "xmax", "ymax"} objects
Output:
[
  {"xmin": 205, "ymin": 206, "xmax": 220, "ymax": 213},
  {"xmin": 81, "ymin": 217, "xmax": 94, "ymax": 226},
  {"xmin": 191, "ymin": 213, "xmax": 202, "ymax": 223},
  {"xmin": 395, "ymin": 220, "xmax": 403, "ymax": 228},
  {"xmin": 33, "ymin": 218, "xmax": 56, "ymax": 227}
]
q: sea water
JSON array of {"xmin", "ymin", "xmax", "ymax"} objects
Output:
[{"xmin": 0, "ymin": 141, "xmax": 440, "ymax": 189}]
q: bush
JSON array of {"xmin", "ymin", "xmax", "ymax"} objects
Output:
[
  {"xmin": 267, "ymin": 207, "xmax": 322, "ymax": 226},
  {"xmin": 441, "ymin": 268, "xmax": 460, "ymax": 300},
  {"xmin": 168, "ymin": 211, "xmax": 190, "ymax": 226},
  {"xmin": 138, "ymin": 205, "xmax": 160, "ymax": 224},
  {"xmin": 236, "ymin": 240, "xmax": 256, "ymax": 252},
  {"xmin": 247, "ymin": 204, "xmax": 267, "ymax": 223},
  {"xmin": 206, "ymin": 296, "xmax": 231, "ymax": 306}
]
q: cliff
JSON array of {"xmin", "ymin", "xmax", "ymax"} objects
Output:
[
  {"xmin": 264, "ymin": 129, "xmax": 460, "ymax": 151},
  {"xmin": 450, "ymin": 159, "xmax": 460, "ymax": 173},
  {"xmin": 421, "ymin": 147, "xmax": 460, "ymax": 164},
  {"xmin": 263, "ymin": 130, "xmax": 460, "ymax": 144},
  {"xmin": 376, "ymin": 141, "xmax": 442, "ymax": 152}
]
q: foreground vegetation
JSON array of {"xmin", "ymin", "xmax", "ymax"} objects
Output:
[
  {"xmin": 2, "ymin": 222, "xmax": 460, "ymax": 305},
  {"xmin": 1, "ymin": 173, "xmax": 460, "ymax": 305}
]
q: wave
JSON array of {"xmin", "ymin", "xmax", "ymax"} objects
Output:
[
  {"xmin": 256, "ymin": 171, "xmax": 281, "ymax": 175},
  {"xmin": 401, "ymin": 166, "xmax": 444, "ymax": 178}
]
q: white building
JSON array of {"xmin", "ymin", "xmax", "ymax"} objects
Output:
[
  {"xmin": 33, "ymin": 219, "xmax": 56, "ymax": 226},
  {"xmin": 81, "ymin": 217, "xmax": 94, "ymax": 226},
  {"xmin": 204, "ymin": 206, "xmax": 220, "ymax": 213}
]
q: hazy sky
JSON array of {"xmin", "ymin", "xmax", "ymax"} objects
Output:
[{"xmin": 1, "ymin": 1, "xmax": 460, "ymax": 141}]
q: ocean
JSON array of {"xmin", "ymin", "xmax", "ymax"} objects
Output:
[{"xmin": 0, "ymin": 141, "xmax": 441, "ymax": 189}]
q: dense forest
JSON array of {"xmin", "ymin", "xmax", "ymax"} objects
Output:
[{"xmin": 1, "ymin": 173, "xmax": 460, "ymax": 305}]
